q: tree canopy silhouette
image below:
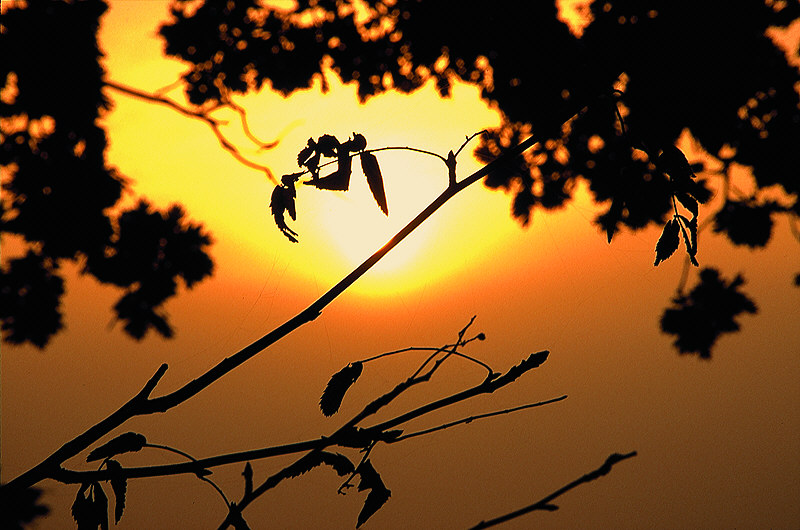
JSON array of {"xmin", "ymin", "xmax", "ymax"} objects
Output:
[
  {"xmin": 1, "ymin": 0, "xmax": 798, "ymax": 354},
  {"xmin": 0, "ymin": 0, "xmax": 213, "ymax": 347},
  {"xmin": 157, "ymin": 0, "xmax": 799, "ymax": 357}
]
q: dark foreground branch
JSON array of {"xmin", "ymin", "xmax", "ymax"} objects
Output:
[
  {"xmin": 2, "ymin": 131, "xmax": 540, "ymax": 494},
  {"xmin": 469, "ymin": 451, "xmax": 638, "ymax": 529}
]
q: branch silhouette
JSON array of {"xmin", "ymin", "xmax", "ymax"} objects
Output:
[
  {"xmin": 470, "ymin": 451, "xmax": 638, "ymax": 529},
  {"xmin": 104, "ymin": 80, "xmax": 279, "ymax": 182},
  {"xmin": 2, "ymin": 129, "xmax": 542, "ymax": 496}
]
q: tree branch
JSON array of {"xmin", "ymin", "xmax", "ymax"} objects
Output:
[
  {"xmin": 469, "ymin": 451, "xmax": 638, "ymax": 529},
  {"xmin": 2, "ymin": 129, "xmax": 542, "ymax": 494},
  {"xmin": 103, "ymin": 80, "xmax": 277, "ymax": 182}
]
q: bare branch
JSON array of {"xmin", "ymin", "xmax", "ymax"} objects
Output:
[
  {"xmin": 469, "ymin": 451, "xmax": 638, "ymax": 529},
  {"xmin": 103, "ymin": 80, "xmax": 277, "ymax": 183}
]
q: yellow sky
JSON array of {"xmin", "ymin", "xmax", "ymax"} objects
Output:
[{"xmin": 2, "ymin": 2, "xmax": 799, "ymax": 529}]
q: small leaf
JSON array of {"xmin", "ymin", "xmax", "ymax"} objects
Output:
[
  {"xmin": 269, "ymin": 185, "xmax": 299, "ymax": 243},
  {"xmin": 297, "ymin": 138, "xmax": 316, "ymax": 167},
  {"xmin": 658, "ymin": 145, "xmax": 694, "ymax": 182},
  {"xmin": 318, "ymin": 451, "xmax": 355, "ymax": 476},
  {"xmin": 71, "ymin": 484, "xmax": 93, "ymax": 529},
  {"xmin": 677, "ymin": 216, "xmax": 699, "ymax": 266},
  {"xmin": 360, "ymin": 152, "xmax": 388, "ymax": 215},
  {"xmin": 344, "ymin": 132, "xmax": 367, "ymax": 152},
  {"xmin": 243, "ymin": 462, "xmax": 253, "ymax": 497},
  {"xmin": 654, "ymin": 219, "xmax": 680, "ymax": 266},
  {"xmin": 86, "ymin": 432, "xmax": 147, "ymax": 462},
  {"xmin": 306, "ymin": 153, "xmax": 352, "ymax": 191},
  {"xmin": 320, "ymin": 361, "xmax": 363, "ymax": 416},
  {"xmin": 675, "ymin": 192, "xmax": 698, "ymax": 218},
  {"xmin": 315, "ymin": 134, "xmax": 340, "ymax": 157},
  {"xmin": 105, "ymin": 459, "xmax": 127, "ymax": 523},
  {"xmin": 92, "ymin": 482, "xmax": 109, "ymax": 530},
  {"xmin": 356, "ymin": 460, "xmax": 391, "ymax": 528}
]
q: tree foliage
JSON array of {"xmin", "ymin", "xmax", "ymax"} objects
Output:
[{"xmin": 0, "ymin": 0, "xmax": 214, "ymax": 347}]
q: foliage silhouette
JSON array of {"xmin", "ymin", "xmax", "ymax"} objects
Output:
[
  {"xmin": 158, "ymin": 0, "xmax": 800, "ymax": 357},
  {"xmin": 0, "ymin": 0, "xmax": 214, "ymax": 347},
  {"xmin": 1, "ymin": 0, "xmax": 797, "ymax": 527}
]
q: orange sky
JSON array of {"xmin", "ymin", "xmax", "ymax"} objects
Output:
[{"xmin": 2, "ymin": 1, "xmax": 799, "ymax": 529}]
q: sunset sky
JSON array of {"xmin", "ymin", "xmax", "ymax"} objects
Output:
[{"xmin": 2, "ymin": 1, "xmax": 799, "ymax": 529}]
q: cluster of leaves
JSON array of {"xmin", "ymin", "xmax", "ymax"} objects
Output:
[
  {"xmin": 0, "ymin": 0, "xmax": 214, "ymax": 347},
  {"xmin": 652, "ymin": 146, "xmax": 709, "ymax": 266},
  {"xmin": 72, "ymin": 432, "xmax": 147, "ymax": 528},
  {"xmin": 270, "ymin": 133, "xmax": 387, "ymax": 242},
  {"xmin": 661, "ymin": 268, "xmax": 757, "ymax": 359}
]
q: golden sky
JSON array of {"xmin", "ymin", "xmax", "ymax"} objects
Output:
[{"xmin": 2, "ymin": 1, "xmax": 799, "ymax": 529}]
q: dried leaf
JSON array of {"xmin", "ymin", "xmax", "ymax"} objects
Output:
[
  {"xmin": 348, "ymin": 132, "xmax": 367, "ymax": 152},
  {"xmin": 320, "ymin": 361, "xmax": 363, "ymax": 416},
  {"xmin": 306, "ymin": 153, "xmax": 352, "ymax": 191},
  {"xmin": 243, "ymin": 462, "xmax": 253, "ymax": 497},
  {"xmin": 269, "ymin": 185, "xmax": 299, "ymax": 243},
  {"xmin": 92, "ymin": 482, "xmax": 109, "ymax": 530},
  {"xmin": 86, "ymin": 432, "xmax": 147, "ymax": 462},
  {"xmin": 316, "ymin": 134, "xmax": 340, "ymax": 157},
  {"xmin": 318, "ymin": 451, "xmax": 355, "ymax": 476},
  {"xmin": 360, "ymin": 152, "xmax": 388, "ymax": 215},
  {"xmin": 105, "ymin": 459, "xmax": 127, "ymax": 523},
  {"xmin": 356, "ymin": 460, "xmax": 391, "ymax": 528},
  {"xmin": 654, "ymin": 219, "xmax": 680, "ymax": 266},
  {"xmin": 297, "ymin": 138, "xmax": 316, "ymax": 167}
]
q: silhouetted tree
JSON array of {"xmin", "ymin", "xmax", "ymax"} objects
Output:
[
  {"xmin": 0, "ymin": 0, "xmax": 213, "ymax": 347},
  {"xmin": 157, "ymin": 0, "xmax": 800, "ymax": 357}
]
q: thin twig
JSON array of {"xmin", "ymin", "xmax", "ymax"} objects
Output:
[
  {"xmin": 389, "ymin": 395, "xmax": 567, "ymax": 442},
  {"xmin": 103, "ymin": 80, "xmax": 277, "ymax": 182},
  {"xmin": 469, "ymin": 451, "xmax": 638, "ymax": 529}
]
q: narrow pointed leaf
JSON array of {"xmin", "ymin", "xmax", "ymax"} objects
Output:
[
  {"xmin": 361, "ymin": 152, "xmax": 388, "ymax": 215},
  {"xmin": 320, "ymin": 362, "xmax": 363, "ymax": 416},
  {"xmin": 105, "ymin": 459, "xmax": 127, "ymax": 523},
  {"xmin": 86, "ymin": 432, "xmax": 147, "ymax": 462},
  {"xmin": 654, "ymin": 219, "xmax": 680, "ymax": 266},
  {"xmin": 92, "ymin": 482, "xmax": 109, "ymax": 530}
]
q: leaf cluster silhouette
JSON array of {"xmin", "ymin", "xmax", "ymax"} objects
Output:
[
  {"xmin": 1, "ymin": 0, "xmax": 214, "ymax": 347},
  {"xmin": 158, "ymin": 0, "xmax": 799, "ymax": 357}
]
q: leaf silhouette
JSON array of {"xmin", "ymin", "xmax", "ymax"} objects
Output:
[
  {"xmin": 318, "ymin": 451, "xmax": 355, "ymax": 476},
  {"xmin": 659, "ymin": 145, "xmax": 695, "ymax": 183},
  {"xmin": 306, "ymin": 152, "xmax": 352, "ymax": 191},
  {"xmin": 345, "ymin": 132, "xmax": 367, "ymax": 152},
  {"xmin": 654, "ymin": 219, "xmax": 680, "ymax": 266},
  {"xmin": 269, "ymin": 183, "xmax": 299, "ymax": 243},
  {"xmin": 315, "ymin": 134, "xmax": 340, "ymax": 157},
  {"xmin": 104, "ymin": 459, "xmax": 127, "ymax": 523},
  {"xmin": 356, "ymin": 460, "xmax": 391, "ymax": 528},
  {"xmin": 677, "ymin": 215, "xmax": 699, "ymax": 266},
  {"xmin": 675, "ymin": 191, "xmax": 698, "ymax": 218},
  {"xmin": 320, "ymin": 361, "xmax": 363, "ymax": 416},
  {"xmin": 661, "ymin": 268, "xmax": 757, "ymax": 358},
  {"xmin": 360, "ymin": 152, "xmax": 388, "ymax": 215},
  {"xmin": 71, "ymin": 484, "xmax": 93, "ymax": 529},
  {"xmin": 86, "ymin": 432, "xmax": 147, "ymax": 462},
  {"xmin": 92, "ymin": 482, "xmax": 109, "ymax": 530}
]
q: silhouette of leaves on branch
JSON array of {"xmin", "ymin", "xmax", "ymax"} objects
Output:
[
  {"xmin": 271, "ymin": 133, "xmax": 389, "ymax": 241},
  {"xmin": 661, "ymin": 268, "xmax": 757, "ymax": 358},
  {"xmin": 320, "ymin": 361, "xmax": 363, "ymax": 416},
  {"xmin": 86, "ymin": 432, "xmax": 148, "ymax": 462},
  {"xmin": 355, "ymin": 460, "xmax": 391, "ymax": 528}
]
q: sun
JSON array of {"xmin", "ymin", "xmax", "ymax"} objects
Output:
[{"xmin": 314, "ymin": 151, "xmax": 444, "ymax": 274}]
